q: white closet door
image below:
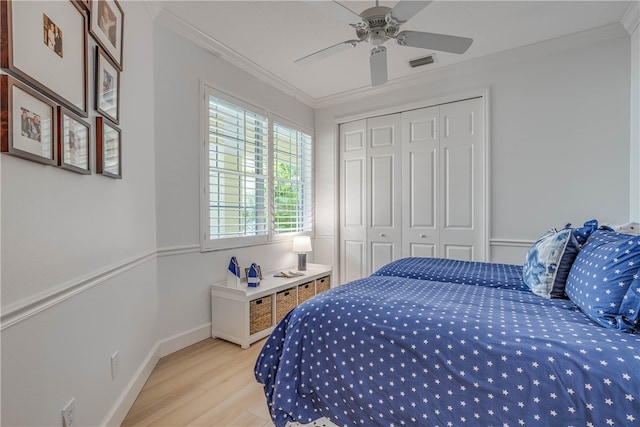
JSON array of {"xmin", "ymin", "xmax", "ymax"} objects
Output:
[
  {"xmin": 367, "ymin": 113, "xmax": 402, "ymax": 275},
  {"xmin": 438, "ymin": 98, "xmax": 485, "ymax": 261},
  {"xmin": 340, "ymin": 119, "xmax": 367, "ymax": 283},
  {"xmin": 402, "ymin": 106, "xmax": 439, "ymax": 258}
]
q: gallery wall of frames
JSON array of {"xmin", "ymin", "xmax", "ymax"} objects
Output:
[{"xmin": 1, "ymin": 0, "xmax": 124, "ymax": 178}]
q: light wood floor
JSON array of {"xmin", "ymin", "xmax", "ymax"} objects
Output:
[{"xmin": 121, "ymin": 338, "xmax": 275, "ymax": 427}]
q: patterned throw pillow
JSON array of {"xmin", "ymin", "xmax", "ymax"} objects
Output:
[
  {"xmin": 523, "ymin": 228, "xmax": 580, "ymax": 298},
  {"xmin": 571, "ymin": 219, "xmax": 599, "ymax": 246},
  {"xmin": 565, "ymin": 229, "xmax": 640, "ymax": 332}
]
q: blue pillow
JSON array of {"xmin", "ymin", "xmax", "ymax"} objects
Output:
[
  {"xmin": 523, "ymin": 228, "xmax": 579, "ymax": 298},
  {"xmin": 570, "ymin": 219, "xmax": 598, "ymax": 247},
  {"xmin": 565, "ymin": 229, "xmax": 640, "ymax": 332}
]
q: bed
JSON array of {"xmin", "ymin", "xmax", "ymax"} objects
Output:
[{"xmin": 255, "ymin": 241, "xmax": 640, "ymax": 426}]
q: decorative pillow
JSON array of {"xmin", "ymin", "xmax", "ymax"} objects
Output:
[
  {"xmin": 565, "ymin": 229, "xmax": 640, "ymax": 332},
  {"xmin": 570, "ymin": 219, "xmax": 599, "ymax": 247},
  {"xmin": 614, "ymin": 222, "xmax": 640, "ymax": 236},
  {"xmin": 522, "ymin": 228, "xmax": 580, "ymax": 298}
]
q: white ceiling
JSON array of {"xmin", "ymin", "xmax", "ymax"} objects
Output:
[{"xmin": 157, "ymin": 1, "xmax": 632, "ymax": 103}]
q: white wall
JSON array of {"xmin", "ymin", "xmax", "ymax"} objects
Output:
[
  {"xmin": 1, "ymin": 2, "xmax": 158, "ymax": 426},
  {"xmin": 153, "ymin": 24, "xmax": 314, "ymax": 341},
  {"xmin": 315, "ymin": 25, "xmax": 632, "ymax": 271},
  {"xmin": 628, "ymin": 6, "xmax": 640, "ymax": 221}
]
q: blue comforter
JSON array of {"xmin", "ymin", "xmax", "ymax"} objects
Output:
[{"xmin": 255, "ymin": 259, "xmax": 640, "ymax": 426}]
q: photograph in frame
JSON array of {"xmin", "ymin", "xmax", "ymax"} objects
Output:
[
  {"xmin": 0, "ymin": 0, "xmax": 88, "ymax": 116},
  {"xmin": 89, "ymin": 0, "xmax": 124, "ymax": 70},
  {"xmin": 1, "ymin": 75, "xmax": 57, "ymax": 166},
  {"xmin": 95, "ymin": 46, "xmax": 119, "ymax": 123},
  {"xmin": 96, "ymin": 116, "xmax": 121, "ymax": 179},
  {"xmin": 58, "ymin": 106, "xmax": 90, "ymax": 174}
]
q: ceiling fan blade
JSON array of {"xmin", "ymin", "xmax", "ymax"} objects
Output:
[
  {"xmin": 295, "ymin": 40, "xmax": 361, "ymax": 65},
  {"xmin": 387, "ymin": 1, "xmax": 432, "ymax": 24},
  {"xmin": 305, "ymin": 1, "xmax": 368, "ymax": 30},
  {"xmin": 370, "ymin": 46, "xmax": 388, "ymax": 87},
  {"xmin": 396, "ymin": 30, "xmax": 473, "ymax": 54}
]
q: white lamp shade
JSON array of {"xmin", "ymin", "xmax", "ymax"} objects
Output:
[{"xmin": 292, "ymin": 236, "xmax": 312, "ymax": 253}]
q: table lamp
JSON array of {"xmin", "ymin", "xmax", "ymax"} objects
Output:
[{"xmin": 292, "ymin": 236, "xmax": 312, "ymax": 271}]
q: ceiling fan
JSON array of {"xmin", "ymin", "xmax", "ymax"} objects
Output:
[{"xmin": 295, "ymin": 1, "xmax": 473, "ymax": 87}]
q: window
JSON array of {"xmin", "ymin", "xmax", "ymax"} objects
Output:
[
  {"xmin": 273, "ymin": 122, "xmax": 313, "ymax": 234},
  {"xmin": 202, "ymin": 86, "xmax": 313, "ymax": 250}
]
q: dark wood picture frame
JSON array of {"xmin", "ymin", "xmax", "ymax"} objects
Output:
[
  {"xmin": 76, "ymin": 0, "xmax": 90, "ymax": 12},
  {"xmin": 58, "ymin": 105, "xmax": 91, "ymax": 174},
  {"xmin": 89, "ymin": 0, "xmax": 124, "ymax": 70},
  {"xmin": 95, "ymin": 46, "xmax": 120, "ymax": 124},
  {"xmin": 96, "ymin": 116, "xmax": 121, "ymax": 179},
  {"xmin": 1, "ymin": 75, "xmax": 58, "ymax": 166},
  {"xmin": 0, "ymin": 0, "xmax": 88, "ymax": 116}
]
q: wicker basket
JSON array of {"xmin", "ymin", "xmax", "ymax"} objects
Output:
[
  {"xmin": 249, "ymin": 296, "xmax": 272, "ymax": 335},
  {"xmin": 297, "ymin": 281, "xmax": 315, "ymax": 304},
  {"xmin": 316, "ymin": 275, "xmax": 330, "ymax": 293},
  {"xmin": 276, "ymin": 287, "xmax": 297, "ymax": 322}
]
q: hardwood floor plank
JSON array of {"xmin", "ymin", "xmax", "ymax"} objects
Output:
[
  {"xmin": 121, "ymin": 383, "xmax": 207, "ymax": 427},
  {"xmin": 122, "ymin": 338, "xmax": 274, "ymax": 427}
]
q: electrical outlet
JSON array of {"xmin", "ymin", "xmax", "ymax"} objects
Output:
[
  {"xmin": 110, "ymin": 351, "xmax": 120, "ymax": 380},
  {"xmin": 61, "ymin": 398, "xmax": 75, "ymax": 427}
]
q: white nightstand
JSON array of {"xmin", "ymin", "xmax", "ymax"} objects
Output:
[{"xmin": 211, "ymin": 263, "xmax": 332, "ymax": 349}]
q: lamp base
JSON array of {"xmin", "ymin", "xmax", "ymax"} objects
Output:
[{"xmin": 297, "ymin": 253, "xmax": 307, "ymax": 271}]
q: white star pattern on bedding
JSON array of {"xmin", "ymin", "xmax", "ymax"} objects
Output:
[{"xmin": 255, "ymin": 258, "xmax": 640, "ymax": 427}]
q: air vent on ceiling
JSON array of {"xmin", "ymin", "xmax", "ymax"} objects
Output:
[{"xmin": 409, "ymin": 54, "xmax": 436, "ymax": 68}]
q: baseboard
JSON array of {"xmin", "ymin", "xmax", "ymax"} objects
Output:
[
  {"xmin": 101, "ymin": 322, "xmax": 212, "ymax": 426},
  {"xmin": 158, "ymin": 322, "xmax": 212, "ymax": 358}
]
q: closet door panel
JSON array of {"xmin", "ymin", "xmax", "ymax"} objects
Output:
[
  {"xmin": 370, "ymin": 154, "xmax": 394, "ymax": 227},
  {"xmin": 444, "ymin": 145, "xmax": 474, "ymax": 229},
  {"xmin": 410, "ymin": 243, "xmax": 435, "ymax": 258},
  {"xmin": 445, "ymin": 244, "xmax": 473, "ymax": 261},
  {"xmin": 410, "ymin": 150, "xmax": 436, "ymax": 228},
  {"xmin": 367, "ymin": 114, "xmax": 402, "ymax": 275},
  {"xmin": 438, "ymin": 98, "xmax": 485, "ymax": 260},
  {"xmin": 344, "ymin": 159, "xmax": 365, "ymax": 226},
  {"xmin": 402, "ymin": 106, "xmax": 439, "ymax": 258},
  {"xmin": 344, "ymin": 240, "xmax": 365, "ymax": 282},
  {"xmin": 340, "ymin": 119, "xmax": 367, "ymax": 284},
  {"xmin": 371, "ymin": 242, "xmax": 395, "ymax": 273}
]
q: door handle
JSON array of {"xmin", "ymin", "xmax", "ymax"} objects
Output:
[
  {"xmin": 379, "ymin": 233, "xmax": 386, "ymax": 237},
  {"xmin": 419, "ymin": 234, "xmax": 426, "ymax": 238}
]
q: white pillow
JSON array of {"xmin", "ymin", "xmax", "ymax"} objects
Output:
[{"xmin": 613, "ymin": 222, "xmax": 640, "ymax": 235}]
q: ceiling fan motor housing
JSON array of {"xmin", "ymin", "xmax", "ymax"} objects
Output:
[{"xmin": 356, "ymin": 6, "xmax": 399, "ymax": 45}]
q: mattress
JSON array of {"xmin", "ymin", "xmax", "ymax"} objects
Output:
[{"xmin": 255, "ymin": 259, "xmax": 640, "ymax": 426}]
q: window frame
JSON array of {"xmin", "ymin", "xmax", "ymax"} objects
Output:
[{"xmin": 200, "ymin": 84, "xmax": 313, "ymax": 252}]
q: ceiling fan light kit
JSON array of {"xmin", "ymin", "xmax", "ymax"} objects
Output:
[{"xmin": 297, "ymin": 0, "xmax": 474, "ymax": 87}]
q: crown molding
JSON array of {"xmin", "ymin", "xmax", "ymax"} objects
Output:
[
  {"xmin": 622, "ymin": 1, "xmax": 640, "ymax": 34},
  {"xmin": 314, "ymin": 22, "xmax": 628, "ymax": 109},
  {"xmin": 143, "ymin": 0, "xmax": 164, "ymax": 21},
  {"xmin": 155, "ymin": 8, "xmax": 316, "ymax": 108},
  {"xmin": 150, "ymin": 6, "xmax": 629, "ymax": 110}
]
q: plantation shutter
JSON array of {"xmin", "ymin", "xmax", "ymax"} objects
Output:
[
  {"xmin": 207, "ymin": 94, "xmax": 268, "ymax": 240},
  {"xmin": 272, "ymin": 122, "xmax": 313, "ymax": 234}
]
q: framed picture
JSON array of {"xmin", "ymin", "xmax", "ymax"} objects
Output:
[
  {"xmin": 0, "ymin": 0, "xmax": 88, "ymax": 116},
  {"xmin": 76, "ymin": 0, "xmax": 90, "ymax": 12},
  {"xmin": 96, "ymin": 116, "xmax": 121, "ymax": 179},
  {"xmin": 1, "ymin": 75, "xmax": 57, "ymax": 166},
  {"xmin": 95, "ymin": 46, "xmax": 119, "ymax": 123},
  {"xmin": 58, "ymin": 106, "xmax": 90, "ymax": 174},
  {"xmin": 89, "ymin": 0, "xmax": 124, "ymax": 70}
]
